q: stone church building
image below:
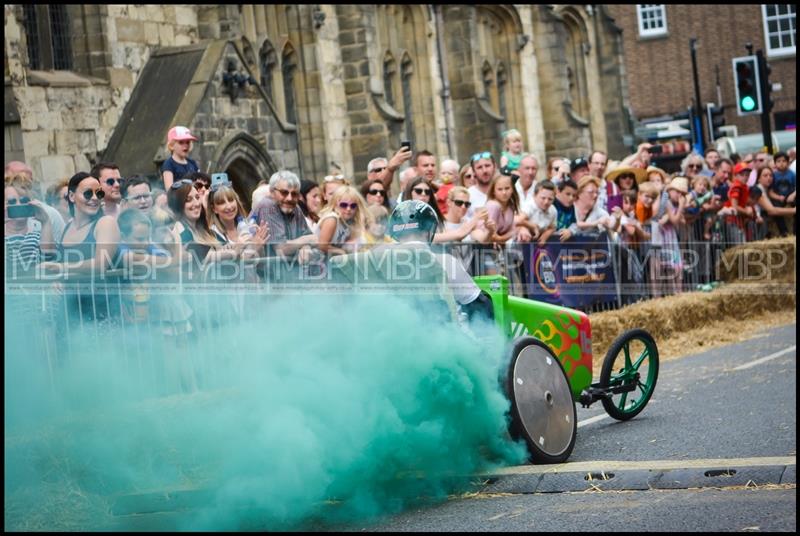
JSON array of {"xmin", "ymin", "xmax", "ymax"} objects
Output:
[{"xmin": 5, "ymin": 5, "xmax": 633, "ymax": 206}]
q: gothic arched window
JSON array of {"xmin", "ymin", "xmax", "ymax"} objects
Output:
[
  {"xmin": 282, "ymin": 45, "xmax": 298, "ymax": 125},
  {"xmin": 259, "ymin": 40, "xmax": 277, "ymax": 102}
]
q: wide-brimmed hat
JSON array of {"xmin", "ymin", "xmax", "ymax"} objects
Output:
[
  {"xmin": 666, "ymin": 176, "xmax": 689, "ymax": 195},
  {"xmin": 605, "ymin": 166, "xmax": 647, "ymax": 185}
]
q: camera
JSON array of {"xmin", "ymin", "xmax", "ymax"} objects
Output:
[
  {"xmin": 7, "ymin": 204, "xmax": 35, "ymax": 219},
  {"xmin": 211, "ymin": 172, "xmax": 230, "ymax": 186},
  {"xmin": 647, "ymin": 144, "xmax": 663, "ymax": 155},
  {"xmin": 400, "ymin": 141, "xmax": 411, "ymax": 152}
]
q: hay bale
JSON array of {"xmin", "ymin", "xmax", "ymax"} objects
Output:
[
  {"xmin": 589, "ymin": 282, "xmax": 796, "ymax": 365},
  {"xmin": 718, "ymin": 237, "xmax": 796, "ymax": 283}
]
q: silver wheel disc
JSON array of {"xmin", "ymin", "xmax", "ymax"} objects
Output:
[{"xmin": 511, "ymin": 345, "xmax": 575, "ymax": 457}]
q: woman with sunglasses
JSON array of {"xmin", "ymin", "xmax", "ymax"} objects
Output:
[
  {"xmin": 360, "ymin": 178, "xmax": 391, "ymax": 210},
  {"xmin": 681, "ymin": 153, "xmax": 707, "ymax": 180},
  {"xmin": 205, "ymin": 183, "xmax": 269, "ymax": 260},
  {"xmin": 48, "ymin": 172, "xmax": 121, "ymax": 273},
  {"xmin": 402, "ymin": 176, "xmax": 444, "ymax": 225},
  {"xmin": 316, "ymin": 185, "xmax": 368, "ymax": 256},
  {"xmin": 441, "ymin": 186, "xmax": 493, "ymax": 244}
]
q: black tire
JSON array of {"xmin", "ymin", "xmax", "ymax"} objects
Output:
[
  {"xmin": 599, "ymin": 329, "xmax": 659, "ymax": 421},
  {"xmin": 506, "ymin": 337, "xmax": 577, "ymax": 464}
]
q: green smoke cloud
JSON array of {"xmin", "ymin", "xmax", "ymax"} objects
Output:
[{"xmin": 5, "ymin": 290, "xmax": 527, "ymax": 530}]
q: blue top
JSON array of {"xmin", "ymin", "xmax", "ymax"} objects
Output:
[
  {"xmin": 771, "ymin": 169, "xmax": 796, "ymax": 198},
  {"xmin": 553, "ymin": 198, "xmax": 577, "ymax": 231},
  {"xmin": 161, "ymin": 156, "xmax": 199, "ymax": 183}
]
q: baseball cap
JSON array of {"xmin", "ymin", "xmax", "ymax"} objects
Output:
[
  {"xmin": 570, "ymin": 157, "xmax": 589, "ymax": 173},
  {"xmin": 733, "ymin": 162, "xmax": 752, "ymax": 175},
  {"xmin": 167, "ymin": 126, "xmax": 198, "ymax": 143}
]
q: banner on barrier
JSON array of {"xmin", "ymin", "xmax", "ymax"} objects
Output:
[{"xmin": 522, "ymin": 232, "xmax": 617, "ymax": 308}]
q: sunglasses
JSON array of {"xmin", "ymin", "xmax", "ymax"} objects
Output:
[
  {"xmin": 80, "ymin": 189, "xmax": 105, "ymax": 201},
  {"xmin": 413, "ymin": 187, "xmax": 431, "ymax": 196},
  {"xmin": 687, "ymin": 164, "xmax": 702, "ymax": 170},
  {"xmin": 193, "ymin": 181, "xmax": 210, "ymax": 190},
  {"xmin": 324, "ymin": 174, "xmax": 345, "ymax": 182},
  {"xmin": 618, "ymin": 174, "xmax": 635, "ymax": 180},
  {"xmin": 452, "ymin": 199, "xmax": 472, "ymax": 208},
  {"xmin": 464, "ymin": 173, "xmax": 475, "ymax": 179},
  {"xmin": 170, "ymin": 179, "xmax": 194, "ymax": 190},
  {"xmin": 276, "ymin": 188, "xmax": 301, "ymax": 199},
  {"xmin": 7, "ymin": 196, "xmax": 31, "ymax": 205},
  {"xmin": 338, "ymin": 202, "xmax": 358, "ymax": 210},
  {"xmin": 369, "ymin": 167, "xmax": 386, "ymax": 174},
  {"xmin": 367, "ymin": 189, "xmax": 385, "ymax": 196},
  {"xmin": 471, "ymin": 151, "xmax": 493, "ymax": 162},
  {"xmin": 104, "ymin": 178, "xmax": 122, "ymax": 186}
]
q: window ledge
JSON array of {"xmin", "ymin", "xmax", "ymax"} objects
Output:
[
  {"xmin": 637, "ymin": 32, "xmax": 669, "ymax": 42},
  {"xmin": 766, "ymin": 49, "xmax": 796, "ymax": 60},
  {"xmin": 26, "ymin": 69, "xmax": 108, "ymax": 87}
]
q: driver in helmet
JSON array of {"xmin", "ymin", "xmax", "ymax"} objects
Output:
[{"xmin": 384, "ymin": 200, "xmax": 494, "ymax": 323}]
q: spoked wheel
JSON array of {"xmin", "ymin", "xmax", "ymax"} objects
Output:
[
  {"xmin": 506, "ymin": 337, "xmax": 577, "ymax": 464},
  {"xmin": 599, "ymin": 329, "xmax": 659, "ymax": 421}
]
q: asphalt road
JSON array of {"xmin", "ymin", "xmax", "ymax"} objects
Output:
[{"xmin": 342, "ymin": 323, "xmax": 797, "ymax": 532}]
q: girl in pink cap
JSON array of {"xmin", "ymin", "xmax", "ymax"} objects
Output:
[{"xmin": 161, "ymin": 126, "xmax": 200, "ymax": 190}]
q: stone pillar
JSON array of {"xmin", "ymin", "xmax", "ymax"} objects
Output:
[
  {"xmin": 516, "ymin": 5, "xmax": 547, "ymax": 166},
  {"xmin": 316, "ymin": 4, "xmax": 353, "ymax": 179}
]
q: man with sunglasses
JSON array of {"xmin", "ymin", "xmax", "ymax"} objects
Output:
[
  {"xmin": 91, "ymin": 162, "xmax": 123, "ymax": 218},
  {"xmin": 250, "ymin": 170, "xmax": 317, "ymax": 261}
]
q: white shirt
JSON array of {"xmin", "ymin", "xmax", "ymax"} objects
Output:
[
  {"xmin": 515, "ymin": 181, "xmax": 535, "ymax": 207},
  {"xmin": 467, "ymin": 185, "xmax": 489, "ymax": 219},
  {"xmin": 520, "ymin": 200, "xmax": 557, "ymax": 230}
]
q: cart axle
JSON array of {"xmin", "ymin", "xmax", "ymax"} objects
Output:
[{"xmin": 579, "ymin": 376, "xmax": 639, "ymax": 408}]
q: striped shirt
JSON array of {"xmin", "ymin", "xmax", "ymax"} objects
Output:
[{"xmin": 5, "ymin": 229, "xmax": 42, "ymax": 276}]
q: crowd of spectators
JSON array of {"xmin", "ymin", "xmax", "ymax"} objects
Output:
[{"xmin": 5, "ymin": 124, "xmax": 797, "ymax": 309}]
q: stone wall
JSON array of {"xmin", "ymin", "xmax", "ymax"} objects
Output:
[
  {"xmin": 190, "ymin": 43, "xmax": 299, "ymax": 178},
  {"xmin": 533, "ymin": 6, "xmax": 593, "ymax": 160},
  {"xmin": 4, "ymin": 4, "xmax": 200, "ymax": 184},
  {"xmin": 336, "ymin": 5, "xmax": 391, "ymax": 183}
]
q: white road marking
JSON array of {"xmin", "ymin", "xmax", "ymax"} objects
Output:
[
  {"xmin": 577, "ymin": 413, "xmax": 610, "ymax": 428},
  {"xmin": 732, "ymin": 345, "xmax": 796, "ymax": 371}
]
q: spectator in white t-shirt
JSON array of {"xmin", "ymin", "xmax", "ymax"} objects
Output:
[{"xmin": 518, "ymin": 180, "xmax": 558, "ymax": 246}]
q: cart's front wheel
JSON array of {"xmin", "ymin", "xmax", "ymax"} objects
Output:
[
  {"xmin": 599, "ymin": 329, "xmax": 659, "ymax": 421},
  {"xmin": 506, "ymin": 337, "xmax": 577, "ymax": 464}
]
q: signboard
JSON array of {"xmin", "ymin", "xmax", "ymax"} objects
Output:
[{"xmin": 522, "ymin": 232, "xmax": 617, "ymax": 309}]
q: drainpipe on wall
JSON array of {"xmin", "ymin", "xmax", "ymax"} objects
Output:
[{"xmin": 433, "ymin": 5, "xmax": 455, "ymax": 160}]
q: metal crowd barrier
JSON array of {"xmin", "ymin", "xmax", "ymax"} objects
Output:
[{"xmin": 4, "ymin": 218, "xmax": 789, "ymax": 401}]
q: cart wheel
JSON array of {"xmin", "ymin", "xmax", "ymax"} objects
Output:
[
  {"xmin": 506, "ymin": 337, "xmax": 577, "ymax": 464},
  {"xmin": 599, "ymin": 329, "xmax": 659, "ymax": 421}
]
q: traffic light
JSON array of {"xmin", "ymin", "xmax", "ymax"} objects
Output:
[
  {"xmin": 732, "ymin": 55, "xmax": 761, "ymax": 116},
  {"xmin": 706, "ymin": 103, "xmax": 725, "ymax": 142},
  {"xmin": 757, "ymin": 54, "xmax": 775, "ymax": 113}
]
